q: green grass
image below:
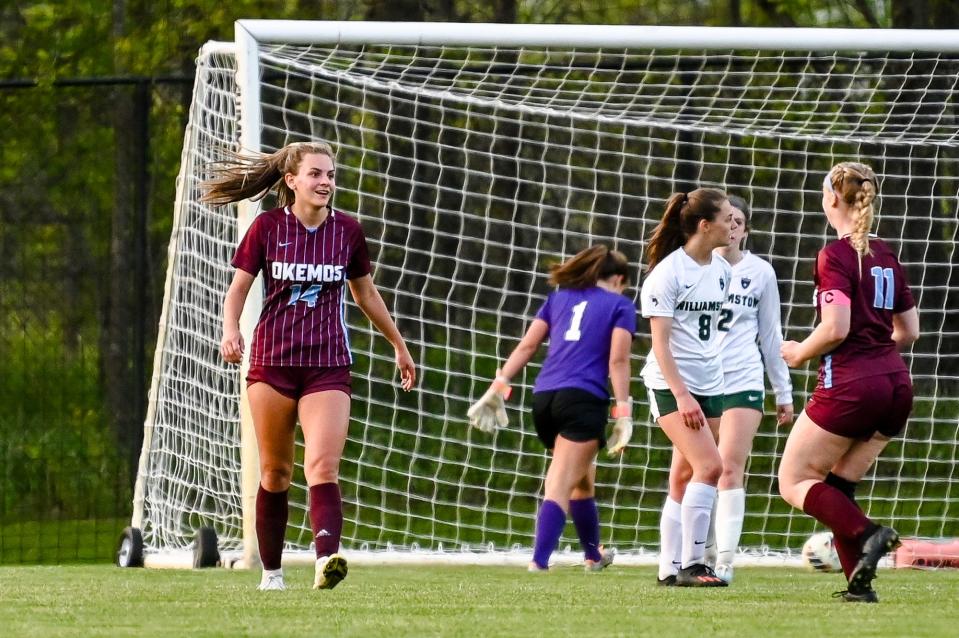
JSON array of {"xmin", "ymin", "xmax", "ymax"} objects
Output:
[
  {"xmin": 0, "ymin": 518, "xmax": 128, "ymax": 564},
  {"xmin": 2, "ymin": 564, "xmax": 958, "ymax": 637}
]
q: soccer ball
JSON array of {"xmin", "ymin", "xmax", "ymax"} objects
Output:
[{"xmin": 801, "ymin": 531, "xmax": 842, "ymax": 572}]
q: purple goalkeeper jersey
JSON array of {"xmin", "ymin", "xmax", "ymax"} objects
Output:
[
  {"xmin": 231, "ymin": 206, "xmax": 372, "ymax": 367},
  {"xmin": 813, "ymin": 235, "xmax": 915, "ymax": 388},
  {"xmin": 532, "ymin": 286, "xmax": 637, "ymax": 399}
]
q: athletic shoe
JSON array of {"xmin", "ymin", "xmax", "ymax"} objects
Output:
[
  {"xmin": 656, "ymin": 574, "xmax": 677, "ymax": 586},
  {"xmin": 584, "ymin": 546, "xmax": 616, "ymax": 572},
  {"xmin": 257, "ymin": 569, "xmax": 286, "ymax": 591},
  {"xmin": 714, "ymin": 563, "xmax": 733, "ymax": 584},
  {"xmin": 675, "ymin": 563, "xmax": 728, "ymax": 587},
  {"xmin": 848, "ymin": 526, "xmax": 900, "ymax": 596},
  {"xmin": 833, "ymin": 588, "xmax": 879, "ymax": 603},
  {"xmin": 314, "ymin": 553, "xmax": 348, "ymax": 590},
  {"xmin": 527, "ymin": 561, "xmax": 548, "ymax": 572}
]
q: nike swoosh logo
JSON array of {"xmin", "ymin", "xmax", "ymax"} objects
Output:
[
  {"xmin": 748, "ymin": 395, "xmax": 760, "ymax": 401},
  {"xmin": 685, "ymin": 284, "xmax": 694, "ymax": 289},
  {"xmin": 279, "ymin": 241, "xmax": 292, "ymax": 247},
  {"xmin": 694, "ymin": 540, "xmax": 706, "ymax": 545}
]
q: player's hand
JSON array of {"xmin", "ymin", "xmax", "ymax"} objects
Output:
[
  {"xmin": 780, "ymin": 340, "xmax": 805, "ymax": 368},
  {"xmin": 467, "ymin": 374, "xmax": 510, "ymax": 433},
  {"xmin": 220, "ymin": 328, "xmax": 244, "ymax": 364},
  {"xmin": 776, "ymin": 402, "xmax": 794, "ymax": 426},
  {"xmin": 607, "ymin": 398, "xmax": 633, "ymax": 457},
  {"xmin": 396, "ymin": 346, "xmax": 416, "ymax": 391},
  {"xmin": 676, "ymin": 392, "xmax": 707, "ymax": 430},
  {"xmin": 606, "ymin": 398, "xmax": 633, "ymax": 456}
]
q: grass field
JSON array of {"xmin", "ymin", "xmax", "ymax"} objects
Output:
[{"xmin": 2, "ymin": 564, "xmax": 958, "ymax": 637}]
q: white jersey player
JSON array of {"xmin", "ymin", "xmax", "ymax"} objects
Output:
[
  {"xmin": 640, "ymin": 188, "xmax": 734, "ymax": 588},
  {"xmin": 641, "ymin": 247, "xmax": 730, "ymax": 400},
  {"xmin": 708, "ymin": 195, "xmax": 794, "ymax": 583}
]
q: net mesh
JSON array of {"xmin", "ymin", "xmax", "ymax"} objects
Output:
[{"xmin": 137, "ymin": 39, "xmax": 959, "ymax": 561}]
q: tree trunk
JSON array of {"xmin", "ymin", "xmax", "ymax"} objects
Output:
[
  {"xmin": 104, "ymin": 0, "xmax": 148, "ymax": 478},
  {"xmin": 493, "ymin": 0, "xmax": 517, "ymax": 22},
  {"xmin": 729, "ymin": 0, "xmax": 742, "ymax": 26},
  {"xmin": 892, "ymin": 0, "xmax": 959, "ymax": 27}
]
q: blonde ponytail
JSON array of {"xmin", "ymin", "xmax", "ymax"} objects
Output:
[
  {"xmin": 849, "ymin": 179, "xmax": 877, "ymax": 258},
  {"xmin": 825, "ymin": 161, "xmax": 878, "ymax": 260}
]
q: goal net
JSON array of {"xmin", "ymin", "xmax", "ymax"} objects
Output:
[{"xmin": 133, "ymin": 22, "xmax": 959, "ymax": 567}]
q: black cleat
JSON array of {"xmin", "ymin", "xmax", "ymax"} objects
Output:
[
  {"xmin": 833, "ymin": 588, "xmax": 879, "ymax": 603},
  {"xmin": 657, "ymin": 574, "xmax": 677, "ymax": 586},
  {"xmin": 848, "ymin": 526, "xmax": 900, "ymax": 596},
  {"xmin": 675, "ymin": 563, "xmax": 728, "ymax": 587}
]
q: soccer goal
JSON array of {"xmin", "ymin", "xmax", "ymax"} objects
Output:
[{"xmin": 126, "ymin": 21, "xmax": 959, "ymax": 569}]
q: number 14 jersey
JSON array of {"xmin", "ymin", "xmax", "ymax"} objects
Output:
[{"xmin": 231, "ymin": 206, "xmax": 372, "ymax": 368}]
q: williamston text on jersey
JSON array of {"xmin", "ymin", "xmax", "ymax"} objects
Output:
[
  {"xmin": 726, "ymin": 293, "xmax": 759, "ymax": 307},
  {"xmin": 675, "ymin": 300, "xmax": 724, "ymax": 312}
]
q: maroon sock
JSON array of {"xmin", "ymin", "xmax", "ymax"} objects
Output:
[
  {"xmin": 802, "ymin": 482, "xmax": 872, "ymax": 541},
  {"xmin": 256, "ymin": 485, "xmax": 289, "ymax": 570},
  {"xmin": 833, "ymin": 534, "xmax": 861, "ymax": 579},
  {"xmin": 309, "ymin": 482, "xmax": 343, "ymax": 558}
]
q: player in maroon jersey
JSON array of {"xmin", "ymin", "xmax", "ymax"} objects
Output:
[
  {"xmin": 777, "ymin": 161, "xmax": 919, "ymax": 603},
  {"xmin": 204, "ymin": 141, "xmax": 416, "ymax": 591}
]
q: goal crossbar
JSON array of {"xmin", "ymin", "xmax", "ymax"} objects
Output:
[{"xmin": 237, "ymin": 20, "xmax": 959, "ymax": 52}]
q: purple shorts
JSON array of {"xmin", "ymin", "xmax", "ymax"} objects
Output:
[
  {"xmin": 246, "ymin": 365, "xmax": 351, "ymax": 400},
  {"xmin": 805, "ymin": 370, "xmax": 912, "ymax": 440}
]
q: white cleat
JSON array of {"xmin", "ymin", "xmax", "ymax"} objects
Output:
[
  {"xmin": 257, "ymin": 569, "xmax": 286, "ymax": 591},
  {"xmin": 527, "ymin": 561, "xmax": 548, "ymax": 572},
  {"xmin": 314, "ymin": 553, "xmax": 348, "ymax": 589},
  {"xmin": 714, "ymin": 563, "xmax": 734, "ymax": 584},
  {"xmin": 585, "ymin": 546, "xmax": 616, "ymax": 572}
]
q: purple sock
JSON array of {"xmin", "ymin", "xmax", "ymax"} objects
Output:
[
  {"xmin": 569, "ymin": 498, "xmax": 602, "ymax": 562},
  {"xmin": 532, "ymin": 500, "xmax": 567, "ymax": 569}
]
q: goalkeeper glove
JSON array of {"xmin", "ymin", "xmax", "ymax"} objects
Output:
[
  {"xmin": 467, "ymin": 374, "xmax": 511, "ymax": 433},
  {"xmin": 607, "ymin": 398, "xmax": 633, "ymax": 457}
]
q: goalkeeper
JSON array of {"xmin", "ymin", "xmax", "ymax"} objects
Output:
[{"xmin": 469, "ymin": 245, "xmax": 635, "ymax": 572}]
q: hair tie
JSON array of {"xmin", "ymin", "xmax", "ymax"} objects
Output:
[{"xmin": 823, "ymin": 173, "xmax": 837, "ymax": 194}]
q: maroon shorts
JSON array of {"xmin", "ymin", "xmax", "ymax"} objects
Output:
[
  {"xmin": 246, "ymin": 365, "xmax": 351, "ymax": 400},
  {"xmin": 805, "ymin": 370, "xmax": 912, "ymax": 440}
]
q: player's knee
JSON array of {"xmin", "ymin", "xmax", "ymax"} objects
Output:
[
  {"xmin": 260, "ymin": 466, "xmax": 293, "ymax": 491},
  {"xmin": 777, "ymin": 471, "xmax": 800, "ymax": 507},
  {"xmin": 306, "ymin": 457, "xmax": 341, "ymax": 484},
  {"xmin": 693, "ymin": 458, "xmax": 723, "ymax": 486},
  {"xmin": 718, "ymin": 463, "xmax": 744, "ymax": 489},
  {"xmin": 669, "ymin": 466, "xmax": 693, "ymax": 491}
]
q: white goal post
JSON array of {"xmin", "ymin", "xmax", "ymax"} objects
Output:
[{"xmin": 129, "ymin": 21, "xmax": 959, "ymax": 569}]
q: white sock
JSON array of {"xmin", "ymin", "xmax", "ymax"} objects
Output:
[
  {"xmin": 704, "ymin": 499, "xmax": 718, "ymax": 567},
  {"xmin": 681, "ymin": 482, "xmax": 717, "ymax": 568},
  {"xmin": 658, "ymin": 497, "xmax": 683, "ymax": 579},
  {"xmin": 715, "ymin": 488, "xmax": 746, "ymax": 568}
]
